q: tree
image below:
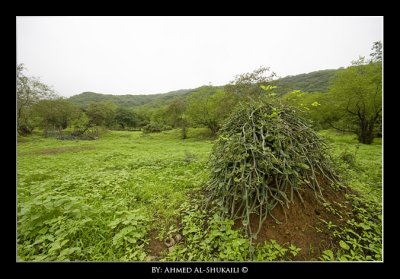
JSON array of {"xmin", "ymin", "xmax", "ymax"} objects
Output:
[
  {"xmin": 84, "ymin": 101, "xmax": 117, "ymax": 127},
  {"xmin": 370, "ymin": 41, "xmax": 382, "ymax": 63},
  {"xmin": 133, "ymin": 107, "xmax": 151, "ymax": 127},
  {"xmin": 114, "ymin": 108, "xmax": 139, "ymax": 129},
  {"xmin": 149, "ymin": 107, "xmax": 168, "ymax": 127},
  {"xmin": 327, "ymin": 61, "xmax": 382, "ymax": 144},
  {"xmin": 164, "ymin": 99, "xmax": 186, "ymax": 128},
  {"xmin": 225, "ymin": 66, "xmax": 277, "ymax": 101},
  {"xmin": 17, "ymin": 64, "xmax": 57, "ymax": 135},
  {"xmin": 283, "ymin": 90, "xmax": 327, "ymax": 130},
  {"xmin": 32, "ymin": 98, "xmax": 80, "ymax": 136},
  {"xmin": 186, "ymin": 86, "xmax": 235, "ymax": 136},
  {"xmin": 69, "ymin": 101, "xmax": 117, "ymax": 138},
  {"xmin": 164, "ymin": 99, "xmax": 188, "ymax": 139}
]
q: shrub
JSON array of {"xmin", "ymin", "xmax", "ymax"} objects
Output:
[
  {"xmin": 338, "ymin": 145, "xmax": 359, "ymax": 167},
  {"xmin": 206, "ymin": 99, "xmax": 339, "ymax": 239},
  {"xmin": 142, "ymin": 123, "xmax": 163, "ymax": 133}
]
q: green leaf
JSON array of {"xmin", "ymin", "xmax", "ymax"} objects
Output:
[
  {"xmin": 260, "ymin": 85, "xmax": 277, "ymax": 91},
  {"xmin": 322, "ymin": 250, "xmax": 334, "ymax": 260},
  {"xmin": 108, "ymin": 219, "xmax": 121, "ymax": 229},
  {"xmin": 339, "ymin": 240, "xmax": 350, "ymax": 250},
  {"xmin": 38, "ymin": 227, "xmax": 48, "ymax": 235},
  {"xmin": 298, "ymin": 163, "xmax": 310, "ymax": 170},
  {"xmin": 359, "ymin": 223, "xmax": 371, "ymax": 230},
  {"xmin": 49, "ymin": 241, "xmax": 61, "ymax": 252}
]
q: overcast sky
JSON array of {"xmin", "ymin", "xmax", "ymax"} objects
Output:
[{"xmin": 17, "ymin": 16, "xmax": 383, "ymax": 97}]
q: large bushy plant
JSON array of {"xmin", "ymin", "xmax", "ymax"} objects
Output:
[{"xmin": 206, "ymin": 98, "xmax": 339, "ymax": 239}]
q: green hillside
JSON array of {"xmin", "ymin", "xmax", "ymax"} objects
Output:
[
  {"xmin": 68, "ymin": 69, "xmax": 339, "ymax": 109},
  {"xmin": 270, "ymin": 69, "xmax": 339, "ymax": 94},
  {"xmin": 68, "ymin": 89, "xmax": 193, "ymax": 109}
]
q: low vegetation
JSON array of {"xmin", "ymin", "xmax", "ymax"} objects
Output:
[{"xmin": 17, "ymin": 128, "xmax": 382, "ymax": 261}]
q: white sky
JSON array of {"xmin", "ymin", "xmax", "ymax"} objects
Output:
[{"xmin": 17, "ymin": 16, "xmax": 383, "ymax": 97}]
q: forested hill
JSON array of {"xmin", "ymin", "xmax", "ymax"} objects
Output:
[
  {"xmin": 68, "ymin": 89, "xmax": 193, "ymax": 109},
  {"xmin": 69, "ymin": 68, "xmax": 339, "ymax": 108},
  {"xmin": 270, "ymin": 69, "xmax": 339, "ymax": 94}
]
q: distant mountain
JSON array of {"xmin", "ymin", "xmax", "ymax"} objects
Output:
[{"xmin": 68, "ymin": 68, "xmax": 340, "ymax": 109}]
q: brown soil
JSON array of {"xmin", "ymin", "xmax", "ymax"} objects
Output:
[
  {"xmin": 234, "ymin": 185, "xmax": 354, "ymax": 260},
  {"xmin": 145, "ymin": 230, "xmax": 167, "ymax": 261}
]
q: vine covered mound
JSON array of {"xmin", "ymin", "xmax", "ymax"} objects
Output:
[{"xmin": 207, "ymin": 99, "xmax": 340, "ymax": 238}]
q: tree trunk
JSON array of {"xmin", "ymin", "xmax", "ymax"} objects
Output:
[
  {"xmin": 58, "ymin": 127, "xmax": 63, "ymax": 138},
  {"xmin": 358, "ymin": 119, "xmax": 374, "ymax": 144},
  {"xmin": 181, "ymin": 125, "xmax": 187, "ymax": 139},
  {"xmin": 208, "ymin": 122, "xmax": 219, "ymax": 137},
  {"xmin": 18, "ymin": 124, "xmax": 33, "ymax": 136}
]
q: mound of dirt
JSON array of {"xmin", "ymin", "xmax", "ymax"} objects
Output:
[{"xmin": 234, "ymin": 185, "xmax": 354, "ymax": 260}]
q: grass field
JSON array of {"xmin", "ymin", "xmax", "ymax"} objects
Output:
[
  {"xmin": 319, "ymin": 130, "xmax": 382, "ymax": 204},
  {"xmin": 17, "ymin": 129, "xmax": 382, "ymax": 261}
]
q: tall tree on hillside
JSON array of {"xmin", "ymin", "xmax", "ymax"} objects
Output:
[
  {"xmin": 17, "ymin": 64, "xmax": 57, "ymax": 135},
  {"xmin": 326, "ymin": 41, "xmax": 382, "ymax": 144}
]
